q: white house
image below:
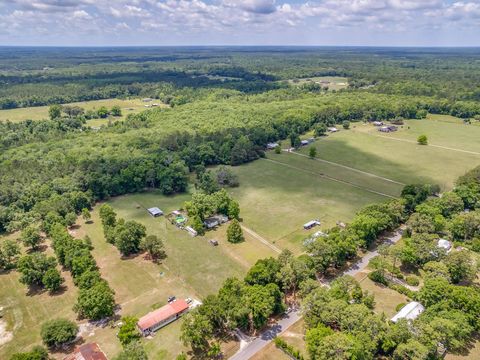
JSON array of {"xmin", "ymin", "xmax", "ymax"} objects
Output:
[{"xmin": 391, "ymin": 301, "xmax": 425, "ymax": 323}]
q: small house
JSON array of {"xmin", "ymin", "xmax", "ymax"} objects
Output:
[
  {"xmin": 391, "ymin": 301, "xmax": 424, "ymax": 323},
  {"xmin": 300, "ymin": 140, "xmax": 309, "ymax": 146},
  {"xmin": 437, "ymin": 239, "xmax": 452, "ymax": 253},
  {"xmin": 137, "ymin": 299, "xmax": 190, "ymax": 336},
  {"xmin": 266, "ymin": 142, "xmax": 279, "ymax": 150},
  {"xmin": 147, "ymin": 207, "xmax": 163, "ymax": 217},
  {"xmin": 185, "ymin": 226, "xmax": 198, "ymax": 237},
  {"xmin": 204, "ymin": 217, "xmax": 219, "ymax": 229},
  {"xmin": 328, "ymin": 127, "xmax": 338, "ymax": 133},
  {"xmin": 372, "ymin": 121, "xmax": 384, "ymax": 126},
  {"xmin": 63, "ymin": 343, "xmax": 108, "ymax": 360},
  {"xmin": 304, "ymin": 220, "xmax": 321, "ymax": 230}
]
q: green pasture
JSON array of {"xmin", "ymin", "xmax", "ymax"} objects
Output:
[
  {"xmin": 0, "ymin": 98, "xmax": 154, "ymax": 124},
  {"xmin": 297, "ymin": 118, "xmax": 480, "ymax": 190}
]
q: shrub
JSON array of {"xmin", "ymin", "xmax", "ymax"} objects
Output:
[
  {"xmin": 274, "ymin": 337, "xmax": 305, "ymax": 360},
  {"xmin": 395, "ymin": 303, "xmax": 406, "ymax": 312},
  {"xmin": 417, "ymin": 135, "xmax": 428, "ymax": 145},
  {"xmin": 10, "ymin": 346, "xmax": 49, "ymax": 360},
  {"xmin": 40, "ymin": 318, "xmax": 78, "ymax": 348},
  {"xmin": 368, "ymin": 270, "xmax": 389, "ymax": 286},
  {"xmin": 405, "ymin": 275, "xmax": 420, "ymax": 286},
  {"xmin": 388, "ymin": 284, "xmax": 415, "ymax": 299}
]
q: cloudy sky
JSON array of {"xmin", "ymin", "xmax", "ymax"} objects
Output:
[{"xmin": 0, "ymin": 0, "xmax": 479, "ymax": 46}]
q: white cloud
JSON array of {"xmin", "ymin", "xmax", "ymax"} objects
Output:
[{"xmin": 0, "ymin": 0, "xmax": 479, "ymax": 45}]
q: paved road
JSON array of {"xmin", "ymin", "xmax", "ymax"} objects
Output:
[
  {"xmin": 229, "ymin": 230, "xmax": 402, "ymax": 360},
  {"xmin": 229, "ymin": 309, "xmax": 301, "ymax": 360}
]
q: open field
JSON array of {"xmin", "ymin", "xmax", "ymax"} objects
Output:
[
  {"xmin": 0, "ymin": 190, "xmax": 274, "ymax": 359},
  {"xmin": 228, "ymin": 155, "xmax": 388, "ymax": 252},
  {"xmin": 0, "ymin": 98, "xmax": 158, "ymax": 125},
  {"xmin": 296, "ymin": 117, "xmax": 480, "ymax": 190},
  {"xmin": 285, "ymin": 76, "xmax": 349, "ymax": 90}
]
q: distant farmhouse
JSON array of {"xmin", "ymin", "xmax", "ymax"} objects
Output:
[
  {"xmin": 378, "ymin": 125, "xmax": 398, "ymax": 133},
  {"xmin": 266, "ymin": 142, "xmax": 279, "ymax": 150},
  {"xmin": 137, "ymin": 299, "xmax": 190, "ymax": 336}
]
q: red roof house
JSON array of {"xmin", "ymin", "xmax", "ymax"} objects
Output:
[
  {"xmin": 137, "ymin": 299, "xmax": 190, "ymax": 335},
  {"xmin": 64, "ymin": 343, "xmax": 108, "ymax": 360}
]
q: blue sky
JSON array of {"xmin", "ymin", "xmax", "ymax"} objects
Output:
[{"xmin": 0, "ymin": 1, "xmax": 479, "ymax": 46}]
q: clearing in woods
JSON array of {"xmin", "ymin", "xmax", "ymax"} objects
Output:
[{"xmin": 0, "ymin": 98, "xmax": 164, "ymax": 126}]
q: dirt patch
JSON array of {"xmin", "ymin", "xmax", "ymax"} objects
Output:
[{"xmin": 0, "ymin": 319, "xmax": 13, "ymax": 346}]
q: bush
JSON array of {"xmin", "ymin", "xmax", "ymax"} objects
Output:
[
  {"xmin": 405, "ymin": 275, "xmax": 419, "ymax": 286},
  {"xmin": 395, "ymin": 303, "xmax": 406, "ymax": 312},
  {"xmin": 274, "ymin": 337, "xmax": 304, "ymax": 360},
  {"xmin": 417, "ymin": 135, "xmax": 428, "ymax": 145},
  {"xmin": 388, "ymin": 284, "xmax": 415, "ymax": 299},
  {"xmin": 368, "ymin": 270, "xmax": 389, "ymax": 286},
  {"xmin": 40, "ymin": 318, "xmax": 78, "ymax": 348},
  {"xmin": 10, "ymin": 346, "xmax": 49, "ymax": 360}
]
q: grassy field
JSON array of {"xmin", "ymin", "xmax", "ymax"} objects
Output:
[
  {"xmin": 286, "ymin": 76, "xmax": 349, "ymax": 91},
  {"xmin": 296, "ymin": 117, "xmax": 480, "ymax": 190},
  {"xmin": 228, "ymin": 155, "xmax": 388, "ymax": 252},
  {"xmin": 0, "ymin": 98, "xmax": 159, "ymax": 125}
]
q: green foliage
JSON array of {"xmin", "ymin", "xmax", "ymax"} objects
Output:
[
  {"xmin": 405, "ymin": 275, "xmax": 419, "ymax": 286},
  {"xmin": 226, "ymin": 219, "xmax": 244, "ymax": 244},
  {"xmin": 17, "ymin": 253, "xmax": 58, "ymax": 288},
  {"xmin": 444, "ymin": 250, "xmax": 477, "ymax": 284},
  {"xmin": 215, "ymin": 166, "xmax": 239, "ymax": 188},
  {"xmin": 20, "ymin": 225, "xmax": 42, "ymax": 250},
  {"xmin": 314, "ymin": 123, "xmax": 327, "ymax": 137},
  {"xmin": 42, "ymin": 267, "xmax": 64, "ymax": 292},
  {"xmin": 117, "ymin": 316, "xmax": 140, "ymax": 346},
  {"xmin": 40, "ymin": 318, "xmax": 78, "ymax": 348},
  {"xmin": 111, "ymin": 105, "xmax": 122, "ymax": 117},
  {"xmin": 97, "ymin": 106, "xmax": 109, "ymax": 118},
  {"xmin": 99, "ymin": 204, "xmax": 117, "ymax": 228},
  {"xmin": 417, "ymin": 134, "xmax": 428, "ymax": 145},
  {"xmin": 308, "ymin": 146, "xmax": 317, "ymax": 159},
  {"xmin": 0, "ymin": 239, "xmax": 21, "ymax": 270},
  {"xmin": 113, "ymin": 219, "xmax": 147, "ymax": 256},
  {"xmin": 48, "ymin": 105, "xmax": 62, "ymax": 120},
  {"xmin": 81, "ymin": 208, "xmax": 91, "ymax": 222},
  {"xmin": 140, "ymin": 235, "xmax": 166, "ymax": 261},
  {"xmin": 290, "ymin": 133, "xmax": 301, "ymax": 148},
  {"xmin": 113, "ymin": 341, "xmax": 148, "ymax": 360},
  {"xmin": 74, "ymin": 280, "xmax": 116, "ymax": 320},
  {"xmin": 9, "ymin": 346, "xmax": 49, "ymax": 360},
  {"xmin": 342, "ymin": 120, "xmax": 350, "ymax": 129},
  {"xmin": 274, "ymin": 337, "xmax": 305, "ymax": 360}
]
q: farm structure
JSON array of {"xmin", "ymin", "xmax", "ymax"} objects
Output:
[
  {"xmin": 372, "ymin": 121, "xmax": 384, "ymax": 126},
  {"xmin": 300, "ymin": 138, "xmax": 315, "ymax": 146},
  {"xmin": 378, "ymin": 125, "xmax": 398, "ymax": 133},
  {"xmin": 303, "ymin": 220, "xmax": 321, "ymax": 230},
  {"xmin": 204, "ymin": 214, "xmax": 229, "ymax": 229},
  {"xmin": 63, "ymin": 343, "xmax": 108, "ymax": 360},
  {"xmin": 328, "ymin": 127, "xmax": 338, "ymax": 133},
  {"xmin": 266, "ymin": 142, "xmax": 279, "ymax": 149},
  {"xmin": 147, "ymin": 207, "xmax": 164, "ymax": 217},
  {"xmin": 137, "ymin": 299, "xmax": 190, "ymax": 336},
  {"xmin": 391, "ymin": 301, "xmax": 424, "ymax": 323}
]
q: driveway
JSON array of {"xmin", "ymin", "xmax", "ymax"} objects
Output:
[{"xmin": 229, "ymin": 230, "xmax": 403, "ymax": 359}]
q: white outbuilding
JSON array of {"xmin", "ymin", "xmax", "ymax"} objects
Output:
[{"xmin": 391, "ymin": 301, "xmax": 425, "ymax": 323}]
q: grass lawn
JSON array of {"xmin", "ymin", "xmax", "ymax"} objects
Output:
[
  {"xmin": 228, "ymin": 155, "xmax": 388, "ymax": 252},
  {"xmin": 0, "ymin": 98, "xmax": 161, "ymax": 125},
  {"xmin": 354, "ymin": 271, "xmax": 409, "ymax": 319},
  {"xmin": 297, "ymin": 118, "xmax": 480, "ymax": 190}
]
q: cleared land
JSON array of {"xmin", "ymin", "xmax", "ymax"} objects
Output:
[
  {"xmin": 286, "ymin": 76, "xmax": 349, "ymax": 91},
  {"xmin": 0, "ymin": 98, "xmax": 158, "ymax": 125},
  {"xmin": 296, "ymin": 117, "xmax": 480, "ymax": 190}
]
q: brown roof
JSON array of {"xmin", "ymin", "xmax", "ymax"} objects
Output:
[
  {"xmin": 137, "ymin": 299, "xmax": 189, "ymax": 331},
  {"xmin": 64, "ymin": 343, "xmax": 108, "ymax": 360}
]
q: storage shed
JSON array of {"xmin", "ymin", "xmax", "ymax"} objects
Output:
[{"xmin": 147, "ymin": 207, "xmax": 163, "ymax": 217}]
